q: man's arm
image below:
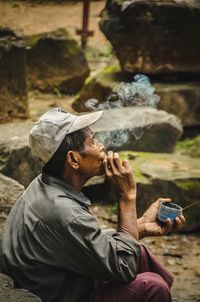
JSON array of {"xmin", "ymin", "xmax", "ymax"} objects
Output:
[
  {"xmin": 64, "ymin": 211, "xmax": 141, "ymax": 282},
  {"xmin": 104, "ymin": 151, "xmax": 138, "ymax": 240},
  {"xmin": 104, "ymin": 153, "xmax": 186, "ymax": 240}
]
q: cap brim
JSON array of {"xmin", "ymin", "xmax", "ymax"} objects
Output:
[{"xmin": 67, "ymin": 110, "xmax": 103, "ymax": 134}]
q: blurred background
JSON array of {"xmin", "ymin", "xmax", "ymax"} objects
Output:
[{"xmin": 0, "ymin": 1, "xmax": 200, "ymax": 301}]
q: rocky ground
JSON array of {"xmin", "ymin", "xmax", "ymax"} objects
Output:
[{"xmin": 0, "ymin": 1, "xmax": 200, "ymax": 301}]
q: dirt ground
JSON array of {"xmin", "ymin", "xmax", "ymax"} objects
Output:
[
  {"xmin": 0, "ymin": 1, "xmax": 200, "ymax": 301},
  {"xmin": 0, "ymin": 0, "xmax": 108, "ymax": 47}
]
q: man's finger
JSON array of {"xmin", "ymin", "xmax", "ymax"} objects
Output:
[
  {"xmin": 107, "ymin": 151, "xmax": 119, "ymax": 174},
  {"xmin": 164, "ymin": 218, "xmax": 173, "ymax": 234},
  {"xmin": 175, "ymin": 217, "xmax": 182, "ymax": 230},
  {"xmin": 179, "ymin": 214, "xmax": 186, "ymax": 224},
  {"xmin": 157, "ymin": 198, "xmax": 172, "ymax": 204},
  {"xmin": 175, "ymin": 215, "xmax": 186, "ymax": 230},
  {"xmin": 113, "ymin": 152, "xmax": 124, "ymax": 172},
  {"xmin": 122, "ymin": 159, "xmax": 132, "ymax": 172},
  {"xmin": 103, "ymin": 158, "xmax": 112, "ymax": 177}
]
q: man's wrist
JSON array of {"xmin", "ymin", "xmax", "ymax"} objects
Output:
[
  {"xmin": 137, "ymin": 216, "xmax": 146, "ymax": 239},
  {"xmin": 118, "ymin": 194, "xmax": 138, "ymax": 240},
  {"xmin": 119, "ymin": 191, "xmax": 136, "ymax": 204}
]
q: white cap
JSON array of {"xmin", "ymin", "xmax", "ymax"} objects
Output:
[{"xmin": 29, "ymin": 108, "xmax": 103, "ymax": 164}]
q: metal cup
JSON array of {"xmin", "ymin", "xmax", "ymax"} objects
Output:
[{"xmin": 157, "ymin": 202, "xmax": 183, "ymax": 224}]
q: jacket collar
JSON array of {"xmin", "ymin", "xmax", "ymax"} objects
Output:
[{"xmin": 40, "ymin": 172, "xmax": 91, "ymax": 206}]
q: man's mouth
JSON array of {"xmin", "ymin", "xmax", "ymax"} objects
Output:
[{"xmin": 102, "ymin": 153, "xmax": 107, "ymax": 161}]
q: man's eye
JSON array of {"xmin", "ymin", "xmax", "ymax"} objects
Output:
[{"xmin": 91, "ymin": 139, "xmax": 98, "ymax": 145}]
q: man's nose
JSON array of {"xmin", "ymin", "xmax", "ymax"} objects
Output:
[{"xmin": 98, "ymin": 141, "xmax": 105, "ymax": 152}]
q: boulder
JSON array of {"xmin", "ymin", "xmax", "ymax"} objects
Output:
[
  {"xmin": 99, "ymin": 0, "xmax": 200, "ymax": 74},
  {"xmin": 0, "ymin": 28, "xmax": 28, "ymax": 123},
  {"xmin": 73, "ymin": 64, "xmax": 122, "ymax": 112},
  {"xmin": 0, "ymin": 173, "xmax": 24, "ymax": 237},
  {"xmin": 0, "ymin": 122, "xmax": 42, "ymax": 187},
  {"xmin": 0, "ymin": 273, "xmax": 41, "ymax": 302},
  {"xmin": 156, "ymin": 82, "xmax": 200, "ymax": 128},
  {"xmin": 73, "ymin": 64, "xmax": 200, "ymax": 128},
  {"xmin": 84, "ymin": 151, "xmax": 200, "ymax": 231},
  {"xmin": 90, "ymin": 107, "xmax": 183, "ymax": 153},
  {"xmin": 0, "ymin": 173, "xmax": 24, "ymax": 212},
  {"xmin": 26, "ymin": 29, "xmax": 89, "ymax": 93}
]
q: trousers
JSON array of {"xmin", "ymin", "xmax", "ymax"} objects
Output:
[{"xmin": 83, "ymin": 244, "xmax": 174, "ymax": 302}]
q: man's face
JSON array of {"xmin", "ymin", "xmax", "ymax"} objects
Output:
[{"xmin": 78, "ymin": 128, "xmax": 106, "ymax": 178}]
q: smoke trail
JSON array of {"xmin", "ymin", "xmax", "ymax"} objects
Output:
[{"xmin": 85, "ymin": 74, "xmax": 160, "ymax": 149}]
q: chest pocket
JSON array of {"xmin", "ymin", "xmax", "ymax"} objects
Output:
[
  {"xmin": 24, "ymin": 205, "xmax": 39, "ymax": 233},
  {"xmin": 28, "ymin": 214, "xmax": 39, "ymax": 232}
]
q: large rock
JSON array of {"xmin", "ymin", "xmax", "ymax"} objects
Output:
[
  {"xmin": 0, "ymin": 28, "xmax": 28, "ymax": 123},
  {"xmin": 91, "ymin": 107, "xmax": 182, "ymax": 152},
  {"xmin": 0, "ymin": 122, "xmax": 42, "ymax": 187},
  {"xmin": 26, "ymin": 29, "xmax": 89, "ymax": 93},
  {"xmin": 73, "ymin": 64, "xmax": 200, "ymax": 128},
  {"xmin": 73, "ymin": 64, "xmax": 122, "ymax": 112},
  {"xmin": 83, "ymin": 151, "xmax": 200, "ymax": 231},
  {"xmin": 0, "ymin": 173, "xmax": 24, "ymax": 212},
  {"xmin": 0, "ymin": 173, "xmax": 24, "ymax": 237},
  {"xmin": 156, "ymin": 82, "xmax": 200, "ymax": 128},
  {"xmin": 0, "ymin": 273, "xmax": 41, "ymax": 302},
  {"xmin": 99, "ymin": 0, "xmax": 200, "ymax": 74}
]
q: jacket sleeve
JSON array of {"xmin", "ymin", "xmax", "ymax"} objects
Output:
[{"xmin": 63, "ymin": 211, "xmax": 141, "ymax": 282}]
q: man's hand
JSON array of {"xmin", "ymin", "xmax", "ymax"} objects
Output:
[
  {"xmin": 104, "ymin": 151, "xmax": 136, "ymax": 200},
  {"xmin": 138, "ymin": 198, "xmax": 186, "ymax": 239}
]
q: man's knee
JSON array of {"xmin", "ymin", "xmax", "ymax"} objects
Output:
[
  {"xmin": 84, "ymin": 273, "xmax": 172, "ymax": 302},
  {"xmin": 127, "ymin": 272, "xmax": 172, "ymax": 302}
]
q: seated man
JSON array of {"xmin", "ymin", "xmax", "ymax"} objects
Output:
[{"xmin": 0, "ymin": 108, "xmax": 185, "ymax": 302}]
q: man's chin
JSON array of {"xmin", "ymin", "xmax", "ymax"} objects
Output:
[
  {"xmin": 96, "ymin": 165, "xmax": 105, "ymax": 176},
  {"xmin": 98, "ymin": 170, "xmax": 105, "ymax": 176}
]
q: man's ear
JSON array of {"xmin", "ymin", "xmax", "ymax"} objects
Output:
[{"xmin": 66, "ymin": 151, "xmax": 80, "ymax": 169}]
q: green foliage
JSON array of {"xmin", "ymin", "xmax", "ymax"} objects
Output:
[
  {"xmin": 103, "ymin": 64, "xmax": 120, "ymax": 74},
  {"xmin": 176, "ymin": 180, "xmax": 200, "ymax": 193},
  {"xmin": 25, "ymin": 33, "xmax": 44, "ymax": 48},
  {"xmin": 85, "ymin": 45, "xmax": 113, "ymax": 61},
  {"xmin": 53, "ymin": 87, "xmax": 62, "ymax": 97},
  {"xmin": 176, "ymin": 135, "xmax": 200, "ymax": 158},
  {"xmin": 66, "ymin": 40, "xmax": 79, "ymax": 56},
  {"xmin": 108, "ymin": 202, "xmax": 118, "ymax": 215}
]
